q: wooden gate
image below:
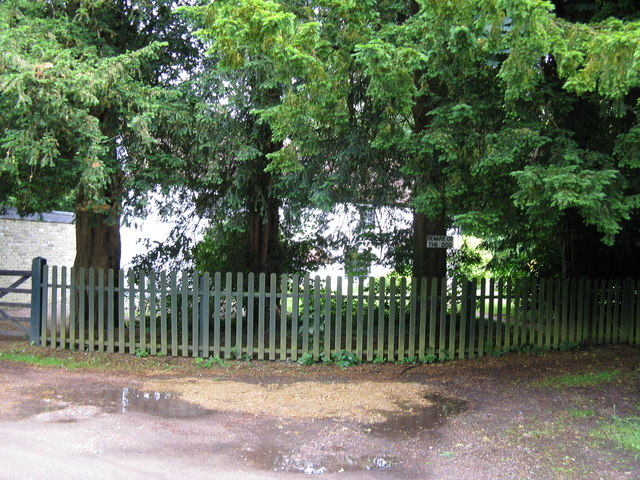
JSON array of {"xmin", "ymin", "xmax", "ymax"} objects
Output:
[{"xmin": 0, "ymin": 269, "xmax": 32, "ymax": 337}]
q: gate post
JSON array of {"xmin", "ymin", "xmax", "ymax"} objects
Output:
[{"xmin": 30, "ymin": 257, "xmax": 47, "ymax": 345}]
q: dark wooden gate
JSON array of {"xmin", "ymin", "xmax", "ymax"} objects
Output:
[{"xmin": 0, "ymin": 269, "xmax": 32, "ymax": 337}]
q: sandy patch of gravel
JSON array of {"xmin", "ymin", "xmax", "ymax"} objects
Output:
[
  {"xmin": 144, "ymin": 379, "xmax": 433, "ymax": 422},
  {"xmin": 32, "ymin": 405, "xmax": 102, "ymax": 423}
]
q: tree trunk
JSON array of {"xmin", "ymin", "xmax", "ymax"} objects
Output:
[
  {"xmin": 246, "ymin": 187, "xmax": 281, "ymax": 275},
  {"xmin": 73, "ymin": 200, "xmax": 121, "ymax": 272},
  {"xmin": 412, "ymin": 210, "xmax": 447, "ymax": 280},
  {"xmin": 245, "ymin": 115, "xmax": 282, "ymax": 276},
  {"xmin": 73, "ymin": 107, "xmax": 122, "ymax": 331}
]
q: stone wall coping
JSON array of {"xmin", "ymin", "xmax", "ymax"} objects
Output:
[{"xmin": 0, "ymin": 207, "xmax": 74, "ymax": 224}]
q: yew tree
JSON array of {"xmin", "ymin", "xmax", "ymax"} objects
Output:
[{"xmin": 0, "ymin": 0, "xmax": 197, "ymax": 271}]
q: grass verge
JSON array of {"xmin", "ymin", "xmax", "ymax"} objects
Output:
[
  {"xmin": 532, "ymin": 370, "xmax": 623, "ymax": 388},
  {"xmin": 595, "ymin": 416, "xmax": 640, "ymax": 454}
]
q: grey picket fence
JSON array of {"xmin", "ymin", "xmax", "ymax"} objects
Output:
[{"xmin": 31, "ymin": 260, "xmax": 640, "ymax": 361}]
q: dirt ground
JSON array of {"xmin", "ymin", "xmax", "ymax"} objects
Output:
[{"xmin": 0, "ymin": 339, "xmax": 638, "ymax": 479}]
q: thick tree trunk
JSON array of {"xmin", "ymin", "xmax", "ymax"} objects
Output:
[
  {"xmin": 73, "ymin": 200, "xmax": 121, "ymax": 272},
  {"xmin": 73, "ymin": 107, "xmax": 122, "ymax": 330},
  {"xmin": 246, "ymin": 187, "xmax": 281, "ymax": 275},
  {"xmin": 245, "ymin": 115, "xmax": 282, "ymax": 276},
  {"xmin": 412, "ymin": 210, "xmax": 447, "ymax": 280}
]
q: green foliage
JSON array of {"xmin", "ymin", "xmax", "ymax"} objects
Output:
[
  {"xmin": 396, "ymin": 356, "xmax": 418, "ymax": 365},
  {"xmin": 298, "ymin": 349, "xmax": 360, "ymax": 369},
  {"xmin": 195, "ymin": 356, "xmax": 225, "ymax": 368},
  {"xmin": 421, "ymin": 354, "xmax": 438, "ymax": 364},
  {"xmin": 135, "ymin": 347, "xmax": 150, "ymax": 358},
  {"xmin": 0, "ymin": 351, "xmax": 91, "ymax": 369},
  {"xmin": 329, "ymin": 350, "xmax": 361, "ymax": 369},
  {"xmin": 297, "ymin": 352, "xmax": 315, "ymax": 366},
  {"xmin": 568, "ymin": 408, "xmax": 595, "ymax": 419},
  {"xmin": 533, "ymin": 370, "xmax": 622, "ymax": 388},
  {"xmin": 596, "ymin": 416, "xmax": 640, "ymax": 453},
  {"xmin": 373, "ymin": 355, "xmax": 386, "ymax": 364},
  {"xmin": 558, "ymin": 341, "xmax": 582, "ymax": 352}
]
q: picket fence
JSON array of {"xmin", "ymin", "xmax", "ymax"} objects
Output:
[{"xmin": 31, "ymin": 258, "xmax": 640, "ymax": 361}]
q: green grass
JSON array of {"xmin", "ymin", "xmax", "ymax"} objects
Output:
[
  {"xmin": 0, "ymin": 351, "xmax": 93, "ymax": 369},
  {"xmin": 568, "ymin": 408, "xmax": 596, "ymax": 418},
  {"xmin": 596, "ymin": 417, "xmax": 640, "ymax": 453},
  {"xmin": 532, "ymin": 370, "xmax": 622, "ymax": 388}
]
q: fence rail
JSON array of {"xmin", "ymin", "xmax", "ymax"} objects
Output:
[
  {"xmin": 0, "ymin": 268, "xmax": 33, "ymax": 337},
  {"xmin": 32, "ymin": 261, "xmax": 640, "ymax": 361}
]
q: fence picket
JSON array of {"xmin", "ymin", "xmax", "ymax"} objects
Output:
[
  {"xmin": 377, "ymin": 277, "xmax": 386, "ymax": 360},
  {"xmin": 504, "ymin": 279, "xmax": 512, "ymax": 351},
  {"xmin": 192, "ymin": 272, "xmax": 200, "ymax": 358},
  {"xmin": 181, "ymin": 271, "xmax": 188, "ymax": 357},
  {"xmin": 388, "ymin": 277, "xmax": 396, "ymax": 361},
  {"xmin": 149, "ymin": 271, "xmax": 157, "ymax": 355},
  {"xmin": 291, "ymin": 274, "xmax": 299, "ymax": 361},
  {"xmin": 302, "ymin": 275, "xmax": 310, "ymax": 354},
  {"xmin": 398, "ymin": 278, "xmax": 406, "ymax": 360},
  {"xmin": 325, "ymin": 276, "xmax": 333, "ymax": 359},
  {"xmin": 439, "ymin": 278, "xmax": 447, "ymax": 360},
  {"xmin": 448, "ymin": 278, "xmax": 457, "ymax": 359},
  {"xmin": 429, "ymin": 278, "xmax": 438, "ymax": 355},
  {"xmin": 88, "ymin": 268, "xmax": 96, "ymax": 352},
  {"xmin": 335, "ymin": 276, "xmax": 343, "ymax": 355},
  {"xmin": 478, "ymin": 279, "xmax": 486, "ymax": 357},
  {"xmin": 201, "ymin": 273, "xmax": 210, "ymax": 358},
  {"xmin": 258, "ymin": 273, "xmax": 266, "ymax": 360},
  {"xmin": 536, "ymin": 279, "xmax": 544, "ymax": 348},
  {"xmin": 118, "ymin": 270, "xmax": 125, "ymax": 353},
  {"xmin": 269, "ymin": 274, "xmax": 277, "ymax": 360},
  {"xmin": 138, "ymin": 272, "xmax": 146, "ymax": 354},
  {"xmin": 51, "ymin": 266, "xmax": 58, "ymax": 348},
  {"xmin": 367, "ymin": 277, "xmax": 375, "ymax": 362},
  {"xmin": 418, "ymin": 278, "xmax": 427, "ymax": 359},
  {"xmin": 107, "ymin": 269, "xmax": 115, "ymax": 353},
  {"xmin": 236, "ymin": 273, "xmax": 243, "ymax": 359},
  {"xmin": 356, "ymin": 277, "xmax": 365, "ymax": 360},
  {"xmin": 160, "ymin": 272, "xmax": 168, "ymax": 356},
  {"xmin": 225, "ymin": 272, "xmax": 232, "ymax": 358},
  {"xmin": 313, "ymin": 276, "xmax": 321, "ymax": 361},
  {"xmin": 69, "ymin": 268, "xmax": 76, "ymax": 350},
  {"xmin": 459, "ymin": 280, "xmax": 468, "ymax": 360},
  {"xmin": 247, "ymin": 273, "xmax": 255, "ymax": 358},
  {"xmin": 280, "ymin": 274, "xmax": 288, "ymax": 361},
  {"xmin": 214, "ymin": 272, "xmax": 222, "ymax": 358},
  {"xmin": 470, "ymin": 279, "xmax": 478, "ymax": 357},
  {"xmin": 346, "ymin": 276, "xmax": 354, "ymax": 352},
  {"xmin": 523, "ymin": 278, "xmax": 531, "ymax": 346},
  {"xmin": 613, "ymin": 280, "xmax": 622, "ymax": 343},
  {"xmin": 127, "ymin": 270, "xmax": 134, "ymax": 354},
  {"xmin": 34, "ymin": 264, "xmax": 640, "ymax": 361},
  {"xmin": 41, "ymin": 265, "xmax": 49, "ymax": 346},
  {"xmin": 98, "ymin": 269, "xmax": 105, "ymax": 352}
]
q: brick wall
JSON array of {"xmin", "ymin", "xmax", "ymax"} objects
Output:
[
  {"xmin": 0, "ymin": 209, "xmax": 76, "ymax": 271},
  {"xmin": 0, "ymin": 209, "xmax": 76, "ymax": 307}
]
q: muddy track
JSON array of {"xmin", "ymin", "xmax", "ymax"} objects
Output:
[{"xmin": 0, "ymin": 341, "xmax": 639, "ymax": 479}]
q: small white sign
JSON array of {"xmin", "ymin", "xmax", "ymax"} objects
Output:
[{"xmin": 426, "ymin": 235, "xmax": 454, "ymax": 249}]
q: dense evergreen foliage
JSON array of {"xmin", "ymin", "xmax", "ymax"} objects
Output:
[{"xmin": 1, "ymin": 0, "xmax": 639, "ymax": 277}]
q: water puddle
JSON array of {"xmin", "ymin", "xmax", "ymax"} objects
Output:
[
  {"xmin": 366, "ymin": 393, "xmax": 467, "ymax": 439},
  {"xmin": 242, "ymin": 448, "xmax": 396, "ymax": 474},
  {"xmin": 101, "ymin": 387, "xmax": 212, "ymax": 418},
  {"xmin": 22, "ymin": 387, "xmax": 211, "ymax": 420}
]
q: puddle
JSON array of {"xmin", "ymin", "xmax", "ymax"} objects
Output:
[
  {"xmin": 19, "ymin": 387, "xmax": 212, "ymax": 420},
  {"xmin": 112, "ymin": 387, "xmax": 212, "ymax": 418},
  {"xmin": 242, "ymin": 448, "xmax": 396, "ymax": 474},
  {"xmin": 71, "ymin": 387, "xmax": 212, "ymax": 418},
  {"xmin": 366, "ymin": 393, "xmax": 467, "ymax": 439}
]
